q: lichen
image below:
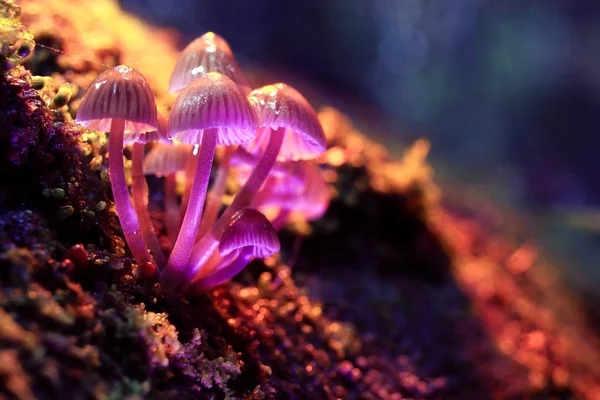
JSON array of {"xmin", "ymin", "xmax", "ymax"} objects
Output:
[
  {"xmin": 174, "ymin": 328, "xmax": 242, "ymax": 392},
  {"xmin": 0, "ymin": 0, "xmax": 34, "ymax": 71}
]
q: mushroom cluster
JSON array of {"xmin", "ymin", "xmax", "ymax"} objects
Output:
[{"xmin": 75, "ymin": 32, "xmax": 329, "ymax": 295}]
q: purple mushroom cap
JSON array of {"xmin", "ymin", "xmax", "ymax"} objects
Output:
[
  {"xmin": 75, "ymin": 65, "xmax": 157, "ymax": 134},
  {"xmin": 168, "ymin": 72, "xmax": 257, "ymax": 146},
  {"xmin": 124, "ymin": 113, "xmax": 172, "ymax": 145},
  {"xmin": 169, "ymin": 32, "xmax": 252, "ymax": 94},
  {"xmin": 142, "ymin": 142, "xmax": 194, "ymax": 176},
  {"xmin": 219, "ymin": 208, "xmax": 280, "ymax": 259},
  {"xmin": 244, "ymin": 83, "xmax": 326, "ymax": 161},
  {"xmin": 261, "ymin": 161, "xmax": 330, "ymax": 220}
]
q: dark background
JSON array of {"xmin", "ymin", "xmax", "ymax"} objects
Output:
[{"xmin": 120, "ymin": 0, "xmax": 600, "ymax": 294}]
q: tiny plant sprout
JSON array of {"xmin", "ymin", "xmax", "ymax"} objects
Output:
[
  {"xmin": 162, "ymin": 72, "xmax": 257, "ymax": 293},
  {"xmin": 189, "ymin": 83, "xmax": 326, "ymax": 270},
  {"xmin": 125, "ymin": 113, "xmax": 171, "ymax": 269},
  {"xmin": 143, "ymin": 140, "xmax": 194, "ymax": 246},
  {"xmin": 75, "ymin": 65, "xmax": 158, "ymax": 268},
  {"xmin": 190, "ymin": 208, "xmax": 280, "ymax": 290},
  {"xmin": 169, "ymin": 32, "xmax": 252, "ymax": 94}
]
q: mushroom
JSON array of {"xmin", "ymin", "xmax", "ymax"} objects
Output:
[
  {"xmin": 75, "ymin": 65, "xmax": 158, "ymax": 268},
  {"xmin": 262, "ymin": 160, "xmax": 331, "ymax": 231},
  {"xmin": 161, "ymin": 72, "xmax": 257, "ymax": 292},
  {"xmin": 187, "ymin": 208, "xmax": 279, "ymax": 291},
  {"xmin": 126, "ymin": 113, "xmax": 171, "ymax": 269},
  {"xmin": 169, "ymin": 32, "xmax": 253, "ymax": 237},
  {"xmin": 189, "ymin": 83, "xmax": 326, "ymax": 270}
]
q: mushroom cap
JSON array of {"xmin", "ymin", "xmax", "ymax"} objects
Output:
[
  {"xmin": 124, "ymin": 113, "xmax": 172, "ymax": 145},
  {"xmin": 168, "ymin": 72, "xmax": 257, "ymax": 146},
  {"xmin": 292, "ymin": 161, "xmax": 330, "ymax": 220},
  {"xmin": 169, "ymin": 32, "xmax": 252, "ymax": 94},
  {"xmin": 143, "ymin": 142, "xmax": 194, "ymax": 176},
  {"xmin": 219, "ymin": 208, "xmax": 280, "ymax": 259},
  {"xmin": 267, "ymin": 161, "xmax": 306, "ymax": 195},
  {"xmin": 243, "ymin": 83, "xmax": 326, "ymax": 162},
  {"xmin": 75, "ymin": 65, "xmax": 157, "ymax": 134},
  {"xmin": 261, "ymin": 161, "xmax": 329, "ymax": 220}
]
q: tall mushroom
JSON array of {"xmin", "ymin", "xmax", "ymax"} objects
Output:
[
  {"xmin": 161, "ymin": 72, "xmax": 257, "ymax": 293},
  {"xmin": 75, "ymin": 65, "xmax": 158, "ymax": 268},
  {"xmin": 169, "ymin": 32, "xmax": 253, "ymax": 232}
]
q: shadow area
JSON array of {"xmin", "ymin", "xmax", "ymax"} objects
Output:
[{"xmin": 275, "ymin": 163, "xmax": 574, "ymax": 399}]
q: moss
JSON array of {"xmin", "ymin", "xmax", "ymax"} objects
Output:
[{"xmin": 0, "ymin": 1, "xmax": 598, "ymax": 399}]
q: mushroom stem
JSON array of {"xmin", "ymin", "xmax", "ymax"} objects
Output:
[
  {"xmin": 131, "ymin": 142, "xmax": 166, "ymax": 269},
  {"xmin": 248, "ymin": 177, "xmax": 274, "ymax": 209},
  {"xmin": 162, "ymin": 129, "xmax": 217, "ymax": 291},
  {"xmin": 197, "ymin": 146, "xmax": 234, "ymax": 239},
  {"xmin": 206, "ymin": 128, "xmax": 284, "ymax": 241},
  {"xmin": 189, "ymin": 248, "xmax": 252, "ymax": 291},
  {"xmin": 181, "ymin": 150, "xmax": 198, "ymax": 218},
  {"xmin": 164, "ymin": 173, "xmax": 180, "ymax": 247},
  {"xmin": 108, "ymin": 119, "xmax": 153, "ymax": 266}
]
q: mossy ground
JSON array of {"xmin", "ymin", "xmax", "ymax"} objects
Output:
[{"xmin": 1, "ymin": 1, "xmax": 599, "ymax": 399}]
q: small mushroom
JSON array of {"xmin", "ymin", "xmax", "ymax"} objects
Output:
[
  {"xmin": 75, "ymin": 65, "xmax": 157, "ymax": 268},
  {"xmin": 219, "ymin": 208, "xmax": 281, "ymax": 259},
  {"xmin": 190, "ymin": 208, "xmax": 279, "ymax": 290},
  {"xmin": 264, "ymin": 161, "xmax": 331, "ymax": 231}
]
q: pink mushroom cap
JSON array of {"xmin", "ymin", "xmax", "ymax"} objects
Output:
[
  {"xmin": 124, "ymin": 113, "xmax": 172, "ymax": 145},
  {"xmin": 243, "ymin": 83, "xmax": 326, "ymax": 161},
  {"xmin": 168, "ymin": 72, "xmax": 257, "ymax": 146},
  {"xmin": 169, "ymin": 32, "xmax": 252, "ymax": 94},
  {"xmin": 142, "ymin": 142, "xmax": 194, "ymax": 176},
  {"xmin": 75, "ymin": 65, "xmax": 157, "ymax": 134},
  {"xmin": 262, "ymin": 161, "xmax": 330, "ymax": 220},
  {"xmin": 219, "ymin": 208, "xmax": 280, "ymax": 259}
]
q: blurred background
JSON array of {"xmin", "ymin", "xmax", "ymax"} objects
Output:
[{"xmin": 119, "ymin": 0, "xmax": 600, "ymax": 301}]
